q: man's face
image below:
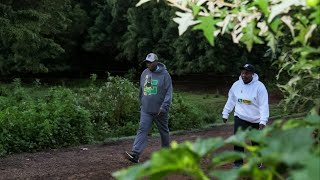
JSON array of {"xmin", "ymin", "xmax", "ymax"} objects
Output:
[
  {"xmin": 241, "ymin": 70, "xmax": 254, "ymax": 84},
  {"xmin": 146, "ymin": 61, "xmax": 158, "ymax": 70}
]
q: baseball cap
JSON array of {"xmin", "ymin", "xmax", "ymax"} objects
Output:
[
  {"xmin": 144, "ymin": 53, "xmax": 158, "ymax": 62},
  {"xmin": 239, "ymin": 64, "xmax": 255, "ymax": 72}
]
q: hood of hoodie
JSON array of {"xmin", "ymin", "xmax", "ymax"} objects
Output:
[
  {"xmin": 152, "ymin": 62, "xmax": 166, "ymax": 73},
  {"xmin": 239, "ymin": 73, "xmax": 259, "ymax": 85}
]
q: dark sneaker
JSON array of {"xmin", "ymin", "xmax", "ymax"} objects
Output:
[{"xmin": 125, "ymin": 151, "xmax": 139, "ymax": 163}]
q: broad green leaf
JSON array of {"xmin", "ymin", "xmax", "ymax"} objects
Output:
[
  {"xmin": 225, "ymin": 130, "xmax": 248, "ymax": 147},
  {"xmin": 290, "ymin": 59, "xmax": 320, "ymax": 75},
  {"xmin": 240, "ymin": 21, "xmax": 264, "ymax": 52},
  {"xmin": 282, "ymin": 119, "xmax": 307, "ymax": 130},
  {"xmin": 245, "ymin": 145, "xmax": 260, "ymax": 152},
  {"xmin": 147, "ymin": 148, "xmax": 209, "ymax": 180},
  {"xmin": 210, "ymin": 169, "xmax": 239, "ymax": 180},
  {"xmin": 112, "ymin": 161, "xmax": 151, "ymax": 180},
  {"xmin": 192, "ymin": 5, "xmax": 201, "ymax": 17},
  {"xmin": 246, "ymin": 128, "xmax": 268, "ymax": 146},
  {"xmin": 261, "ymin": 128, "xmax": 314, "ymax": 166},
  {"xmin": 211, "ymin": 151, "xmax": 246, "ymax": 166},
  {"xmin": 114, "ymin": 146, "xmax": 208, "ymax": 180},
  {"xmin": 292, "ymin": 22, "xmax": 310, "ymax": 45},
  {"xmin": 150, "ymin": 148, "xmax": 199, "ymax": 169},
  {"xmin": 192, "ymin": 137, "xmax": 224, "ymax": 157},
  {"xmin": 193, "ymin": 16, "xmax": 219, "ymax": 46},
  {"xmin": 290, "ymin": 154, "xmax": 320, "ymax": 180},
  {"xmin": 269, "ymin": 17, "xmax": 281, "ymax": 33},
  {"xmin": 238, "ymin": 161, "xmax": 273, "ymax": 180},
  {"xmin": 310, "ymin": 7, "xmax": 320, "ymax": 24},
  {"xmin": 254, "ymin": 0, "xmax": 270, "ymax": 15},
  {"xmin": 305, "ymin": 114, "xmax": 320, "ymax": 125},
  {"xmin": 173, "ymin": 11, "xmax": 200, "ymax": 35}
]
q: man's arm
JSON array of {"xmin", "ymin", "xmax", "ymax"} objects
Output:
[
  {"xmin": 160, "ymin": 73, "xmax": 173, "ymax": 114},
  {"xmin": 258, "ymin": 84, "xmax": 269, "ymax": 128},
  {"xmin": 139, "ymin": 73, "xmax": 144, "ymax": 107},
  {"xmin": 222, "ymin": 85, "xmax": 236, "ymax": 123}
]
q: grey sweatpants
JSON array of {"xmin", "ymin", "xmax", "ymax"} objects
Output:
[{"xmin": 132, "ymin": 111, "xmax": 170, "ymax": 155}]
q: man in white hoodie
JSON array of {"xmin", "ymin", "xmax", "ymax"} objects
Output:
[{"xmin": 222, "ymin": 63, "xmax": 269, "ymax": 168}]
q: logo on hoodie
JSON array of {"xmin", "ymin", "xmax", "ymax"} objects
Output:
[
  {"xmin": 143, "ymin": 75, "xmax": 158, "ymax": 95},
  {"xmin": 238, "ymin": 98, "xmax": 252, "ymax": 105}
]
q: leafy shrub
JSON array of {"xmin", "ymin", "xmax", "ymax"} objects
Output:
[
  {"xmin": 113, "ymin": 113, "xmax": 320, "ymax": 180},
  {"xmin": 0, "ymin": 76, "xmax": 223, "ymax": 155},
  {"xmin": 0, "ymin": 86, "xmax": 94, "ymax": 154},
  {"xmin": 43, "ymin": 87, "xmax": 94, "ymax": 146},
  {"xmin": 76, "ymin": 75, "xmax": 140, "ymax": 140},
  {"xmin": 111, "ymin": 121, "xmax": 140, "ymax": 137},
  {"xmin": 170, "ymin": 93, "xmax": 203, "ymax": 130}
]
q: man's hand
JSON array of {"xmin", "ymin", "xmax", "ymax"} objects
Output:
[
  {"xmin": 259, "ymin": 124, "xmax": 265, "ymax": 130},
  {"xmin": 223, "ymin": 118, "xmax": 227, "ymax": 123}
]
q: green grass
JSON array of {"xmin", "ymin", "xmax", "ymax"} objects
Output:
[
  {"xmin": 177, "ymin": 91, "xmax": 227, "ymax": 124},
  {"xmin": 179, "ymin": 91, "xmax": 226, "ymax": 114}
]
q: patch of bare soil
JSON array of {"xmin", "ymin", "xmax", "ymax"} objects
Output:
[{"xmin": 0, "ymin": 125, "xmax": 234, "ymax": 180}]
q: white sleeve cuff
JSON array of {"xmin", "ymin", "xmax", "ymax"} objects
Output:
[{"xmin": 222, "ymin": 114, "xmax": 229, "ymax": 119}]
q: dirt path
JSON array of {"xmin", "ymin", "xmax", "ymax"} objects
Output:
[{"xmin": 0, "ymin": 125, "xmax": 234, "ymax": 180}]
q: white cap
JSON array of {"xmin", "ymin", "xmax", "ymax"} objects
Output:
[{"xmin": 144, "ymin": 53, "xmax": 158, "ymax": 62}]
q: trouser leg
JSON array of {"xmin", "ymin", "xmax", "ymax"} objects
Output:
[
  {"xmin": 132, "ymin": 111, "xmax": 153, "ymax": 155},
  {"xmin": 154, "ymin": 113, "xmax": 170, "ymax": 147},
  {"xmin": 233, "ymin": 116, "xmax": 247, "ymax": 165},
  {"xmin": 233, "ymin": 116, "xmax": 260, "ymax": 166},
  {"xmin": 251, "ymin": 123, "xmax": 260, "ymax": 146}
]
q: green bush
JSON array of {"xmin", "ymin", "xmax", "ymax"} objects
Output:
[
  {"xmin": 0, "ymin": 86, "xmax": 94, "ymax": 154},
  {"xmin": 43, "ymin": 87, "xmax": 94, "ymax": 146},
  {"xmin": 170, "ymin": 93, "xmax": 203, "ymax": 130},
  {"xmin": 76, "ymin": 75, "xmax": 140, "ymax": 140},
  {"xmin": 0, "ymin": 76, "xmax": 223, "ymax": 155},
  {"xmin": 111, "ymin": 121, "xmax": 140, "ymax": 137}
]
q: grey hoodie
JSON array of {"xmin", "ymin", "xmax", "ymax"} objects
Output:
[{"xmin": 139, "ymin": 63, "xmax": 173, "ymax": 114}]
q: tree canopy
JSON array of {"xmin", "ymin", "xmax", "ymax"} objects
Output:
[
  {"xmin": 135, "ymin": 0, "xmax": 320, "ymax": 112},
  {"xmin": 0, "ymin": 0, "xmax": 276, "ymax": 77}
]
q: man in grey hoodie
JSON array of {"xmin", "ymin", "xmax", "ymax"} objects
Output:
[{"xmin": 125, "ymin": 53, "xmax": 173, "ymax": 163}]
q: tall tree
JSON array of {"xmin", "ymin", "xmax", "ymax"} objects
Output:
[
  {"xmin": 0, "ymin": 0, "xmax": 92, "ymax": 75},
  {"xmin": 119, "ymin": 1, "xmax": 270, "ymax": 76}
]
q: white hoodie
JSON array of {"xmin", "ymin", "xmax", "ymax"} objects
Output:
[{"xmin": 222, "ymin": 74, "xmax": 269, "ymax": 125}]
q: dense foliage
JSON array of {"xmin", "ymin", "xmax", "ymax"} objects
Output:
[
  {"xmin": 0, "ymin": 0, "xmax": 89, "ymax": 74},
  {"xmin": 0, "ymin": 0, "xmax": 276, "ymax": 77},
  {"xmin": 113, "ymin": 0, "xmax": 320, "ymax": 179},
  {"xmin": 0, "ymin": 76, "xmax": 219, "ymax": 155},
  {"xmin": 152, "ymin": 0, "xmax": 319, "ymax": 112},
  {"xmin": 113, "ymin": 112, "xmax": 320, "ymax": 180}
]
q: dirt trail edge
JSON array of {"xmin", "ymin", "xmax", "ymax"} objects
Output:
[{"xmin": 0, "ymin": 124, "xmax": 233, "ymax": 180}]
